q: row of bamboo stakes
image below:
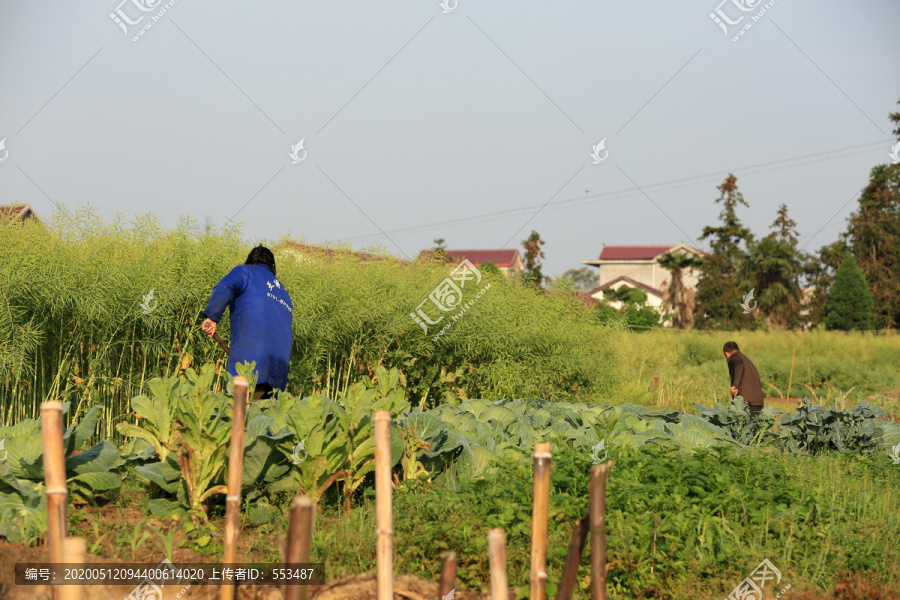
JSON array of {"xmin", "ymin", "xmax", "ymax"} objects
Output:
[{"xmin": 40, "ymin": 379, "xmax": 614, "ymax": 600}]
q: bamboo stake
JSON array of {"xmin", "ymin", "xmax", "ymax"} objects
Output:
[
  {"xmin": 589, "ymin": 462, "xmax": 614, "ymax": 600},
  {"xmin": 60, "ymin": 537, "xmax": 86, "ymax": 600},
  {"xmin": 787, "ymin": 347, "xmax": 796, "ymax": 403},
  {"xmin": 374, "ymin": 411, "xmax": 393, "ymax": 600},
  {"xmin": 487, "ymin": 528, "xmax": 508, "ymax": 600},
  {"xmin": 284, "ymin": 495, "xmax": 314, "ymax": 600},
  {"xmin": 41, "ymin": 401, "xmax": 67, "ymax": 600},
  {"xmin": 439, "ymin": 552, "xmax": 457, "ymax": 599},
  {"xmin": 555, "ymin": 516, "xmax": 589, "ymax": 600},
  {"xmin": 220, "ymin": 376, "xmax": 248, "ymax": 600},
  {"xmin": 530, "ymin": 442, "xmax": 552, "ymax": 600}
]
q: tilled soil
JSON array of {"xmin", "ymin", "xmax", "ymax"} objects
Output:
[
  {"xmin": 0, "ymin": 542, "xmax": 510, "ymax": 600},
  {"xmin": 1, "ymin": 542, "xmax": 896, "ymax": 600}
]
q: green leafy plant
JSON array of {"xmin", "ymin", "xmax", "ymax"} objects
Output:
[
  {"xmin": 0, "ymin": 484, "xmax": 46, "ymax": 545},
  {"xmin": 128, "ymin": 364, "xmax": 234, "ymax": 520},
  {"xmin": 117, "ymin": 519, "xmax": 153, "ymax": 561},
  {"xmin": 269, "ymin": 393, "xmax": 349, "ymax": 505},
  {"xmin": 148, "ymin": 523, "xmax": 186, "ymax": 561},
  {"xmin": 332, "ymin": 366, "xmax": 408, "ymax": 510},
  {"xmin": 397, "ymin": 421, "xmax": 431, "ymax": 484},
  {"xmin": 116, "ymin": 377, "xmax": 182, "ymax": 461},
  {"xmin": 776, "ymin": 399, "xmax": 889, "ymax": 455},
  {"xmin": 692, "ymin": 396, "xmax": 781, "ymax": 445},
  {"xmin": 0, "ymin": 404, "xmax": 123, "ymax": 504}
]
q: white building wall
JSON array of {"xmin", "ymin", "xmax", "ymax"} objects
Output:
[
  {"xmin": 598, "ymin": 262, "xmax": 655, "ymax": 286},
  {"xmin": 598, "ymin": 262, "xmax": 700, "ymax": 291}
]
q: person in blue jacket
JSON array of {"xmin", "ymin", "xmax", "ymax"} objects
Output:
[{"xmin": 201, "ymin": 245, "xmax": 293, "ymax": 399}]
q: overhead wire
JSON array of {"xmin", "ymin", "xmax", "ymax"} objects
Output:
[{"xmin": 346, "ymin": 139, "xmax": 892, "ymax": 241}]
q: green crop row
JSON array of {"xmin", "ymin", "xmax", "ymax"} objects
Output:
[
  {"xmin": 0, "ymin": 205, "xmax": 626, "ymax": 436},
  {"xmin": 3, "ymin": 361, "xmax": 898, "ymax": 549}
]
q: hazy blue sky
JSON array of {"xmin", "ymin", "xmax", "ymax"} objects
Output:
[{"xmin": 1, "ymin": 1, "xmax": 898, "ymax": 276}]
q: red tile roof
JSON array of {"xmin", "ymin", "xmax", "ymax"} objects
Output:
[
  {"xmin": 416, "ymin": 249, "xmax": 457, "ymax": 264},
  {"xmin": 0, "ymin": 203, "xmax": 34, "ymax": 221},
  {"xmin": 575, "ymin": 292, "xmax": 598, "ymax": 308},
  {"xmin": 589, "ymin": 276, "xmax": 664, "ymax": 299},
  {"xmin": 443, "ymin": 249, "xmax": 521, "ymax": 267},
  {"xmin": 597, "ymin": 245, "xmax": 682, "ymax": 260},
  {"xmin": 593, "ymin": 244, "xmax": 707, "ymax": 261}
]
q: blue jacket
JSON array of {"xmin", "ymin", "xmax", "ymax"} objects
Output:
[{"xmin": 203, "ymin": 264, "xmax": 293, "ymax": 390}]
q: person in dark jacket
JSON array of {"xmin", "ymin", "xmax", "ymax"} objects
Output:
[
  {"xmin": 201, "ymin": 246, "xmax": 293, "ymax": 400},
  {"xmin": 723, "ymin": 341, "xmax": 764, "ymax": 420}
]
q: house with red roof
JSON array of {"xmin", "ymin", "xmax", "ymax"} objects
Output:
[
  {"xmin": 441, "ymin": 249, "xmax": 525, "ymax": 277},
  {"xmin": 587, "ymin": 276, "xmax": 666, "ymax": 310},
  {"xmin": 0, "ymin": 203, "xmax": 37, "ymax": 223},
  {"xmin": 581, "ymin": 243, "xmax": 704, "ymax": 308}
]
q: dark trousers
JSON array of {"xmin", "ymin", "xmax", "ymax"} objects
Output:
[
  {"xmin": 749, "ymin": 403, "xmax": 763, "ymax": 421},
  {"xmin": 255, "ymin": 382, "xmax": 274, "ymax": 399}
]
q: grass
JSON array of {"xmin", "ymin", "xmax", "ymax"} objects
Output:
[{"xmin": 614, "ymin": 329, "xmax": 900, "ymax": 414}]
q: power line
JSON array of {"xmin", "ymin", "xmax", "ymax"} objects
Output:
[{"xmin": 346, "ymin": 139, "xmax": 891, "ymax": 242}]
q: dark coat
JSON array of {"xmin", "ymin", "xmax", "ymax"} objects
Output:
[
  {"xmin": 727, "ymin": 351, "xmax": 764, "ymax": 407},
  {"xmin": 203, "ymin": 264, "xmax": 293, "ymax": 390}
]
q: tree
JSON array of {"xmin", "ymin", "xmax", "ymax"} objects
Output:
[
  {"xmin": 694, "ymin": 175, "xmax": 755, "ymax": 328},
  {"xmin": 656, "ymin": 251, "xmax": 702, "ymax": 330},
  {"xmin": 825, "ymin": 254, "xmax": 874, "ymax": 331},
  {"xmin": 802, "ymin": 240, "xmax": 848, "ymax": 328},
  {"xmin": 768, "ymin": 203, "xmax": 799, "ymax": 247},
  {"xmin": 478, "ymin": 260, "xmax": 505, "ymax": 279},
  {"xmin": 555, "ymin": 267, "xmax": 599, "ymax": 292},
  {"xmin": 892, "ymin": 96, "xmax": 900, "ymax": 138},
  {"xmin": 739, "ymin": 237, "xmax": 803, "ymax": 329},
  {"xmin": 596, "ymin": 286, "xmax": 665, "ymax": 330},
  {"xmin": 433, "ymin": 238, "xmax": 447, "ymax": 251},
  {"xmin": 843, "ymin": 101, "xmax": 900, "ymax": 329},
  {"xmin": 602, "ymin": 286, "xmax": 647, "ymax": 306},
  {"xmin": 845, "ymin": 163, "xmax": 900, "ymax": 328},
  {"xmin": 522, "ymin": 230, "xmax": 546, "ymax": 289}
]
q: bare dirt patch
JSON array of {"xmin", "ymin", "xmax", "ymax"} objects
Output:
[{"xmin": 0, "ymin": 542, "xmax": 509, "ymax": 600}]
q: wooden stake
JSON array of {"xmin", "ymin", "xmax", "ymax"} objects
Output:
[
  {"xmin": 487, "ymin": 528, "xmax": 508, "ymax": 600},
  {"xmin": 555, "ymin": 516, "xmax": 589, "ymax": 600},
  {"xmin": 787, "ymin": 347, "xmax": 796, "ymax": 402},
  {"xmin": 41, "ymin": 401, "xmax": 67, "ymax": 600},
  {"xmin": 439, "ymin": 552, "xmax": 457, "ymax": 599},
  {"xmin": 220, "ymin": 376, "xmax": 248, "ymax": 600},
  {"xmin": 589, "ymin": 462, "xmax": 613, "ymax": 600},
  {"xmin": 530, "ymin": 442, "xmax": 552, "ymax": 600},
  {"xmin": 213, "ymin": 332, "xmax": 230, "ymax": 355},
  {"xmin": 374, "ymin": 411, "xmax": 393, "ymax": 600},
  {"xmin": 284, "ymin": 496, "xmax": 314, "ymax": 600},
  {"xmin": 60, "ymin": 537, "xmax": 86, "ymax": 600}
]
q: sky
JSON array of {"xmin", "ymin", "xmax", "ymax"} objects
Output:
[{"xmin": 1, "ymin": 0, "xmax": 898, "ymax": 277}]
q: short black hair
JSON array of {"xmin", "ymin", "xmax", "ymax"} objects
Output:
[
  {"xmin": 245, "ymin": 245, "xmax": 276, "ymax": 276},
  {"xmin": 723, "ymin": 341, "xmax": 740, "ymax": 353}
]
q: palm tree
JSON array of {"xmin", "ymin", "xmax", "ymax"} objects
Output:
[
  {"xmin": 739, "ymin": 237, "xmax": 803, "ymax": 329},
  {"xmin": 657, "ymin": 251, "xmax": 703, "ymax": 329}
]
